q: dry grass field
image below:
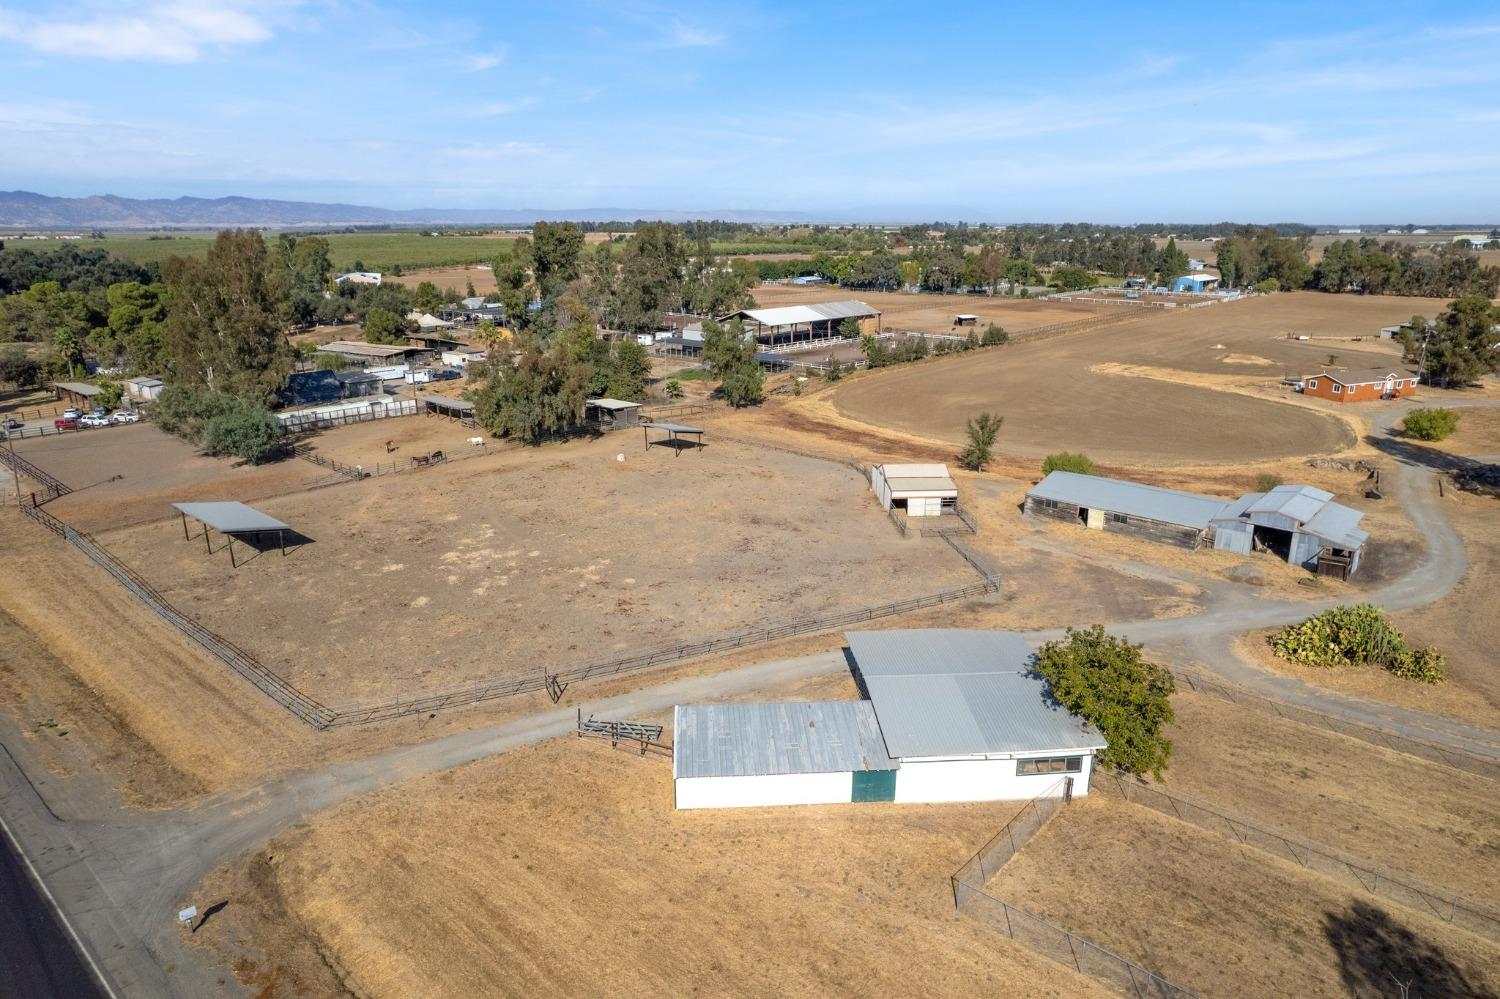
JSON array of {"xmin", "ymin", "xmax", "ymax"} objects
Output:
[
  {"xmin": 1162, "ymin": 689, "xmax": 1500, "ymax": 900},
  {"xmin": 97, "ymin": 431, "xmax": 975, "ymax": 706},
  {"xmin": 987, "ymin": 795, "xmax": 1500, "ymax": 998},
  {"xmin": 826, "ymin": 293, "xmax": 1464, "ymax": 465},
  {"xmin": 13, "ymin": 424, "xmax": 332, "ymax": 532},
  {"xmin": 193, "ymin": 716, "xmax": 1105, "ymax": 999},
  {"xmin": 751, "ymin": 284, "xmax": 1100, "ymax": 334}
]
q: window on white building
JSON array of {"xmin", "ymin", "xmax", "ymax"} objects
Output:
[{"xmin": 1017, "ymin": 756, "xmax": 1084, "ymax": 775}]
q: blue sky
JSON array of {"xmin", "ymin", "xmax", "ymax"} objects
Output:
[{"xmin": 1, "ymin": 1, "xmax": 1498, "ymax": 221}]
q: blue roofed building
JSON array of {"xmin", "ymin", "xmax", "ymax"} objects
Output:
[{"xmin": 1171, "ymin": 272, "xmax": 1219, "ymax": 292}]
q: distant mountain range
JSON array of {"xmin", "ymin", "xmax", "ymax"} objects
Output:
[{"xmin": 0, "ymin": 190, "xmax": 829, "ymax": 228}]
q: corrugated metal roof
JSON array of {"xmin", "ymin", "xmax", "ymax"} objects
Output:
[
  {"xmin": 52, "ymin": 381, "xmax": 101, "ymax": 395},
  {"xmin": 1302, "ymin": 502, "xmax": 1368, "ymax": 549},
  {"xmin": 173, "ymin": 502, "xmax": 289, "ymax": 533},
  {"xmin": 1027, "ymin": 471, "xmax": 1229, "ymax": 531},
  {"xmin": 728, "ymin": 300, "xmax": 879, "ymax": 328},
  {"xmin": 846, "ymin": 630, "xmax": 1105, "ymax": 759},
  {"xmin": 847, "ymin": 629, "xmax": 1035, "ymax": 678},
  {"xmin": 886, "ymin": 477, "xmax": 958, "ymax": 496},
  {"xmin": 320, "ymin": 341, "xmax": 411, "ymax": 358},
  {"xmin": 673, "ymin": 701, "xmax": 897, "ymax": 778},
  {"xmin": 586, "ymin": 398, "xmax": 641, "ymax": 410},
  {"xmin": 1246, "ymin": 484, "xmax": 1334, "ymax": 525}
]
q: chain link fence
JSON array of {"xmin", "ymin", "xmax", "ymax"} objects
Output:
[
  {"xmin": 1092, "ymin": 770, "xmax": 1500, "ymax": 945},
  {"xmin": 950, "ymin": 778, "xmax": 1197, "ymax": 998}
]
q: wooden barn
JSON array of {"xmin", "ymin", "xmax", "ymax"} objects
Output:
[
  {"xmin": 1209, "ymin": 485, "xmax": 1367, "ymax": 578},
  {"xmin": 1023, "ymin": 471, "xmax": 1226, "ymax": 549}
]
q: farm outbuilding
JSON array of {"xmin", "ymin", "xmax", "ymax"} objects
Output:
[
  {"xmin": 673, "ymin": 629, "xmax": 1106, "ymax": 810},
  {"xmin": 718, "ymin": 300, "xmax": 881, "ymax": 347},
  {"xmin": 334, "ymin": 271, "xmax": 382, "ymax": 286},
  {"xmin": 870, "ymin": 463, "xmax": 958, "ymax": 517},
  {"xmin": 1024, "ymin": 471, "xmax": 1226, "ymax": 548},
  {"xmin": 125, "ymin": 376, "xmax": 164, "ymax": 400},
  {"xmin": 1210, "ymin": 485, "xmax": 1367, "ymax": 578},
  {"xmin": 1301, "ymin": 367, "xmax": 1418, "ymax": 403},
  {"xmin": 52, "ymin": 381, "xmax": 102, "ymax": 407},
  {"xmin": 1171, "ymin": 273, "xmax": 1219, "ymax": 292},
  {"xmin": 585, "ymin": 398, "xmax": 641, "ymax": 429},
  {"xmin": 317, "ymin": 341, "xmax": 424, "ymax": 365}
]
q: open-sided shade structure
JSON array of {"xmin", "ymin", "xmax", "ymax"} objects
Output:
[
  {"xmin": 642, "ymin": 421, "xmax": 705, "ymax": 456},
  {"xmin": 173, "ymin": 502, "xmax": 292, "ymax": 568}
]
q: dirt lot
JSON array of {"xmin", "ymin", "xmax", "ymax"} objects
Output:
[
  {"xmin": 826, "ymin": 294, "xmax": 1464, "ymax": 466},
  {"xmin": 193, "ymin": 717, "xmax": 1103, "ymax": 998},
  {"xmin": 293, "ymin": 411, "xmax": 501, "ymax": 470},
  {"xmin": 751, "ymin": 284, "xmax": 1100, "ymax": 334},
  {"xmin": 988, "ymin": 795, "xmax": 1500, "ymax": 998},
  {"xmin": 13, "ymin": 424, "xmax": 333, "ymax": 532},
  {"xmin": 1162, "ymin": 689, "xmax": 1500, "ymax": 900},
  {"xmin": 387, "ymin": 264, "xmax": 497, "ymax": 295},
  {"xmin": 99, "ymin": 431, "xmax": 976, "ymax": 706}
]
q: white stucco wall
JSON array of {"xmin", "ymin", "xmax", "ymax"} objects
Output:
[
  {"xmin": 675, "ymin": 772, "xmax": 853, "ymax": 810},
  {"xmin": 894, "ymin": 754, "xmax": 1095, "ymax": 803}
]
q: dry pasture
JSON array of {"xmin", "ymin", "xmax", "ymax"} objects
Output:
[
  {"xmin": 827, "ymin": 293, "xmax": 1459, "ymax": 465},
  {"xmin": 751, "ymin": 283, "xmax": 1099, "ymax": 334},
  {"xmin": 987, "ymin": 795, "xmax": 1500, "ymax": 998},
  {"xmin": 98, "ymin": 430, "xmax": 977, "ymax": 706},
  {"xmin": 194, "ymin": 725, "xmax": 1104, "ymax": 999}
]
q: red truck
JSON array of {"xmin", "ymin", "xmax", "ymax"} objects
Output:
[{"xmin": 53, "ymin": 417, "xmax": 79, "ymax": 430}]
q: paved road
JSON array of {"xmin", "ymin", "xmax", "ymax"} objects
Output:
[
  {"xmin": 0, "ymin": 399, "xmax": 1496, "ymax": 996},
  {"xmin": 0, "ymin": 813, "xmax": 105, "ymax": 999}
]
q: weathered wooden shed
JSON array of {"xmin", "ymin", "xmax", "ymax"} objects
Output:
[
  {"xmin": 1023, "ymin": 471, "xmax": 1226, "ymax": 549},
  {"xmin": 1210, "ymin": 485, "xmax": 1367, "ymax": 578}
]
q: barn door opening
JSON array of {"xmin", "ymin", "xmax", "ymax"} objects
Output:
[
  {"xmin": 1077, "ymin": 506, "xmax": 1090, "ymax": 526},
  {"xmin": 1252, "ymin": 525, "xmax": 1292, "ymax": 561}
]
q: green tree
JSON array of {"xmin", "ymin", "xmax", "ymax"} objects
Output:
[
  {"xmin": 1156, "ymin": 237, "xmax": 1189, "ymax": 283},
  {"xmin": 898, "ymin": 259, "xmax": 923, "ymax": 290},
  {"xmin": 1401, "ymin": 408, "xmax": 1459, "ymax": 441},
  {"xmin": 474, "ymin": 332, "xmax": 590, "ymax": 441},
  {"xmin": 608, "ymin": 336, "xmax": 651, "ymax": 400},
  {"xmin": 411, "ymin": 280, "xmax": 443, "ymax": 313},
  {"xmin": 16, "ymin": 281, "xmax": 89, "ymax": 377},
  {"xmin": 94, "ymin": 379, "xmax": 123, "ymax": 409},
  {"xmin": 270, "ymin": 234, "xmax": 333, "ymax": 327},
  {"xmin": 0, "ymin": 345, "xmax": 42, "ymax": 387},
  {"xmin": 364, "ymin": 306, "xmax": 406, "ymax": 345},
  {"xmin": 1035, "ymin": 625, "xmax": 1176, "ymax": 778},
  {"xmin": 101, "ymin": 281, "xmax": 168, "ymax": 373},
  {"xmin": 1214, "ymin": 240, "xmax": 1238, "ymax": 288},
  {"xmin": 958, "ymin": 411, "xmax": 1002, "ymax": 470},
  {"xmin": 492, "ymin": 241, "xmax": 535, "ymax": 331},
  {"xmin": 1049, "ymin": 265, "xmax": 1094, "ymax": 291},
  {"xmin": 1406, "ymin": 296, "xmax": 1500, "ymax": 386},
  {"xmin": 615, "ymin": 222, "xmax": 687, "ymax": 331},
  {"xmin": 1042, "ymin": 452, "xmax": 1093, "ymax": 474},
  {"xmin": 701, "ymin": 318, "xmax": 763, "ymax": 407},
  {"xmin": 162, "ymin": 230, "xmax": 293, "ymax": 402},
  {"xmin": 981, "ymin": 323, "xmax": 1008, "ymax": 346},
  {"xmin": 531, "ymin": 221, "xmax": 586, "ymax": 300}
]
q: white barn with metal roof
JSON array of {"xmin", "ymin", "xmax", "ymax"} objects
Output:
[
  {"xmin": 672, "ymin": 630, "xmax": 1106, "ymax": 810},
  {"xmin": 719, "ymin": 300, "xmax": 881, "ymax": 346},
  {"xmin": 870, "ymin": 462, "xmax": 958, "ymax": 517}
]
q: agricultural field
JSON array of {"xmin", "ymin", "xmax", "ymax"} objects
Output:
[
  {"xmin": 986, "ymin": 795, "xmax": 1500, "ymax": 998},
  {"xmin": 93, "ymin": 429, "xmax": 977, "ymax": 706},
  {"xmin": 191, "ymin": 692, "xmax": 1104, "ymax": 999},
  {"xmin": 827, "ymin": 293, "xmax": 1461, "ymax": 465}
]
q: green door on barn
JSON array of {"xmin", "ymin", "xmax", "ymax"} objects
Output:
[{"xmin": 851, "ymin": 769, "xmax": 898, "ymax": 802}]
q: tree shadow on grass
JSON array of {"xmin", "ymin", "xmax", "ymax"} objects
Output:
[{"xmin": 1323, "ymin": 900, "xmax": 1498, "ymax": 999}]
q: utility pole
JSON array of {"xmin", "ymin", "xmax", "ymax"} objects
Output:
[{"xmin": 6, "ymin": 429, "xmax": 20, "ymax": 506}]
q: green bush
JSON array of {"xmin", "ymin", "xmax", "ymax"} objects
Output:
[
  {"xmin": 1254, "ymin": 473, "xmax": 1284, "ymax": 492},
  {"xmin": 981, "ymin": 323, "xmax": 1009, "ymax": 346},
  {"xmin": 958, "ymin": 411, "xmax": 1003, "ymax": 471},
  {"xmin": 1270, "ymin": 604, "xmax": 1445, "ymax": 684},
  {"xmin": 1042, "ymin": 452, "xmax": 1094, "ymax": 475},
  {"xmin": 201, "ymin": 404, "xmax": 281, "ymax": 464},
  {"xmin": 1254, "ymin": 278, "xmax": 1281, "ymax": 293},
  {"xmin": 1401, "ymin": 407, "xmax": 1458, "ymax": 441},
  {"xmin": 1035, "ymin": 625, "xmax": 1175, "ymax": 778}
]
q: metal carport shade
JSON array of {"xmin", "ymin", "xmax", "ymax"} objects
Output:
[{"xmin": 171, "ymin": 502, "xmax": 289, "ymax": 533}]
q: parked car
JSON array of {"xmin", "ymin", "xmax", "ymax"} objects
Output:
[
  {"xmin": 62, "ymin": 407, "xmax": 83, "ymax": 419},
  {"xmin": 80, "ymin": 413, "xmax": 111, "ymax": 428},
  {"xmin": 1, "ymin": 418, "xmax": 21, "ymax": 430},
  {"xmin": 111, "ymin": 410, "xmax": 141, "ymax": 424},
  {"xmin": 54, "ymin": 417, "xmax": 79, "ymax": 430}
]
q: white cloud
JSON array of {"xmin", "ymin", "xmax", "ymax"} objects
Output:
[
  {"xmin": 0, "ymin": 1, "xmax": 285, "ymax": 62},
  {"xmin": 473, "ymin": 98, "xmax": 536, "ymax": 117},
  {"xmin": 467, "ymin": 48, "xmax": 507, "ymax": 71},
  {"xmin": 666, "ymin": 20, "xmax": 725, "ymax": 47}
]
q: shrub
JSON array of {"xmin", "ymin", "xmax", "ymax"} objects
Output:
[
  {"xmin": 94, "ymin": 379, "xmax": 123, "ymax": 409},
  {"xmin": 981, "ymin": 323, "xmax": 1009, "ymax": 346},
  {"xmin": 664, "ymin": 378, "xmax": 684, "ymax": 399},
  {"xmin": 1035, "ymin": 625, "xmax": 1175, "ymax": 778},
  {"xmin": 1254, "ymin": 277, "xmax": 1281, "ymax": 293},
  {"xmin": 1042, "ymin": 452, "xmax": 1094, "ymax": 475},
  {"xmin": 0, "ymin": 345, "xmax": 43, "ymax": 388},
  {"xmin": 201, "ymin": 404, "xmax": 281, "ymax": 464},
  {"xmin": 1402, "ymin": 407, "xmax": 1459, "ymax": 441},
  {"xmin": 1270, "ymin": 604, "xmax": 1444, "ymax": 684},
  {"xmin": 1254, "ymin": 473, "xmax": 1283, "ymax": 492}
]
